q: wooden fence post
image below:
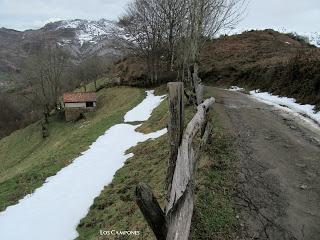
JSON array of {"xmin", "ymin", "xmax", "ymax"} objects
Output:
[
  {"xmin": 135, "ymin": 183, "xmax": 167, "ymax": 240},
  {"xmin": 166, "ymin": 82, "xmax": 184, "ymax": 202},
  {"xmin": 192, "ymin": 63, "xmax": 204, "ymax": 105},
  {"xmin": 135, "ymin": 82, "xmax": 215, "ymax": 240}
]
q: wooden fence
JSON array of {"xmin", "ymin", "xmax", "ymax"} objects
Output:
[{"xmin": 135, "ymin": 82, "xmax": 215, "ymax": 240}]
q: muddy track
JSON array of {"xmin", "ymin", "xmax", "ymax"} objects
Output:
[{"xmin": 209, "ymin": 87, "xmax": 320, "ymax": 240}]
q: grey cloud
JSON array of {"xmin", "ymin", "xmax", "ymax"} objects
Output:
[
  {"xmin": 237, "ymin": 0, "xmax": 320, "ymax": 32},
  {"xmin": 0, "ymin": 0, "xmax": 319, "ymax": 32},
  {"xmin": 0, "ymin": 0, "xmax": 130, "ymax": 30}
]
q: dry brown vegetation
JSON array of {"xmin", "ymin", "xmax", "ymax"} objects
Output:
[
  {"xmin": 200, "ymin": 29, "xmax": 320, "ymax": 108},
  {"xmin": 114, "ymin": 30, "xmax": 320, "ymax": 109}
]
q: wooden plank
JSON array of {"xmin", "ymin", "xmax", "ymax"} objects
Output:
[
  {"xmin": 166, "ymin": 185, "xmax": 193, "ymax": 240},
  {"xmin": 166, "ymin": 97, "xmax": 215, "ymax": 213},
  {"xmin": 166, "ymin": 97, "xmax": 215, "ymax": 240},
  {"xmin": 135, "ymin": 183, "xmax": 167, "ymax": 240}
]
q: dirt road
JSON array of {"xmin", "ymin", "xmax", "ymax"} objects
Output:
[{"xmin": 209, "ymin": 87, "xmax": 320, "ymax": 240}]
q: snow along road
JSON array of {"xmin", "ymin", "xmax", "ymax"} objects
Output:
[
  {"xmin": 210, "ymin": 86, "xmax": 320, "ymax": 240},
  {"xmin": 0, "ymin": 90, "xmax": 167, "ymax": 240}
]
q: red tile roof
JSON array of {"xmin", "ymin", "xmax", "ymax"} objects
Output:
[{"xmin": 63, "ymin": 92, "xmax": 97, "ymax": 103}]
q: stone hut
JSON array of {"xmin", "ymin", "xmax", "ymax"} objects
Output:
[{"xmin": 63, "ymin": 92, "xmax": 97, "ymax": 121}]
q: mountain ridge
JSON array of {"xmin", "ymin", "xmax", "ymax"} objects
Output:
[
  {"xmin": 1, "ymin": 18, "xmax": 319, "ymax": 76},
  {"xmin": 0, "ymin": 19, "xmax": 120, "ymax": 77}
]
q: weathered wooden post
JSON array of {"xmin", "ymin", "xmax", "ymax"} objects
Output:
[
  {"xmin": 192, "ymin": 63, "xmax": 204, "ymax": 105},
  {"xmin": 135, "ymin": 183, "xmax": 167, "ymax": 240},
  {"xmin": 197, "ymin": 84, "xmax": 204, "ymax": 105},
  {"xmin": 166, "ymin": 82, "xmax": 184, "ymax": 201},
  {"xmin": 135, "ymin": 82, "xmax": 215, "ymax": 240}
]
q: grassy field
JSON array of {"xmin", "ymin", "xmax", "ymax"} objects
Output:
[
  {"xmin": 75, "ymin": 77, "xmax": 112, "ymax": 93},
  {"xmin": 77, "ymin": 87, "xmax": 238, "ymax": 239},
  {"xmin": 0, "ymin": 86, "xmax": 144, "ymax": 212},
  {"xmin": 0, "ymin": 83, "xmax": 238, "ymax": 239}
]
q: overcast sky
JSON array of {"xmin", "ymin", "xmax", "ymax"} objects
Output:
[
  {"xmin": 0, "ymin": 0, "xmax": 319, "ymax": 32},
  {"xmin": 237, "ymin": 0, "xmax": 320, "ymax": 33}
]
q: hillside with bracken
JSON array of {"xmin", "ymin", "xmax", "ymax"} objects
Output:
[
  {"xmin": 113, "ymin": 29, "xmax": 320, "ymax": 109},
  {"xmin": 200, "ymin": 29, "xmax": 320, "ymax": 109}
]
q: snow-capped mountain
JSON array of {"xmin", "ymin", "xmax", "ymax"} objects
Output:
[
  {"xmin": 41, "ymin": 18, "xmax": 120, "ymax": 58},
  {"xmin": 0, "ymin": 19, "xmax": 121, "ymax": 74},
  {"xmin": 49, "ymin": 19, "xmax": 115, "ymax": 46},
  {"xmin": 1, "ymin": 19, "xmax": 319, "ymax": 77}
]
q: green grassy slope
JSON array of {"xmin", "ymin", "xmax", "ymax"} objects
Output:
[
  {"xmin": 0, "ymin": 84, "xmax": 238, "ymax": 239},
  {"xmin": 77, "ymin": 87, "xmax": 238, "ymax": 240},
  {"xmin": 75, "ymin": 77, "xmax": 110, "ymax": 93},
  {"xmin": 191, "ymin": 113, "xmax": 237, "ymax": 240},
  {"xmin": 0, "ymin": 86, "xmax": 144, "ymax": 211}
]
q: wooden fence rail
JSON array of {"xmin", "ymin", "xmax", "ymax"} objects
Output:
[{"xmin": 135, "ymin": 82, "xmax": 215, "ymax": 240}]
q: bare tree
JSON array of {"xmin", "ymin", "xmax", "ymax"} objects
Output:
[
  {"xmin": 23, "ymin": 45, "xmax": 68, "ymax": 123},
  {"xmin": 114, "ymin": 0, "xmax": 166, "ymax": 85},
  {"xmin": 187, "ymin": 0, "xmax": 246, "ymax": 62},
  {"xmin": 113, "ymin": 0, "xmax": 246, "ymax": 89},
  {"xmin": 85, "ymin": 56, "xmax": 107, "ymax": 90},
  {"xmin": 157, "ymin": 0, "xmax": 188, "ymax": 71},
  {"xmin": 74, "ymin": 56, "xmax": 108, "ymax": 91},
  {"xmin": 177, "ymin": 0, "xmax": 247, "ymax": 104}
]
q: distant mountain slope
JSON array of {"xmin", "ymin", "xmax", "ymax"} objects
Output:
[
  {"xmin": 301, "ymin": 32, "xmax": 320, "ymax": 47},
  {"xmin": 53, "ymin": 19, "xmax": 114, "ymax": 46},
  {"xmin": 0, "ymin": 19, "xmax": 120, "ymax": 76},
  {"xmin": 276, "ymin": 28, "xmax": 320, "ymax": 48}
]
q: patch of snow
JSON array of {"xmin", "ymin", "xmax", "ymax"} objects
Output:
[
  {"xmin": 250, "ymin": 90, "xmax": 320, "ymax": 125},
  {"xmin": 57, "ymin": 39, "xmax": 73, "ymax": 47},
  {"xmin": 229, "ymin": 86, "xmax": 244, "ymax": 92},
  {"xmin": 273, "ymin": 28, "xmax": 320, "ymax": 48},
  {"xmin": 285, "ymin": 41, "xmax": 291, "ymax": 45},
  {"xmin": 77, "ymin": 31, "xmax": 95, "ymax": 45},
  {"xmin": 0, "ymin": 91, "xmax": 167, "ymax": 240},
  {"xmin": 60, "ymin": 19, "xmax": 83, "ymax": 29},
  {"xmin": 125, "ymin": 90, "xmax": 166, "ymax": 122},
  {"xmin": 56, "ymin": 19, "xmax": 115, "ymax": 46}
]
